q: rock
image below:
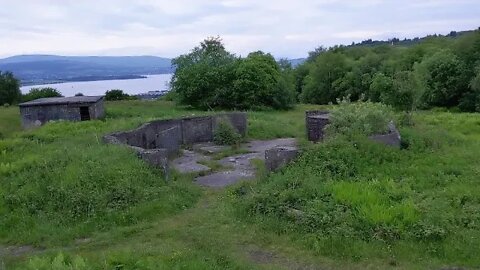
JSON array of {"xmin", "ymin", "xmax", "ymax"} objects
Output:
[{"xmin": 265, "ymin": 146, "xmax": 299, "ymax": 172}]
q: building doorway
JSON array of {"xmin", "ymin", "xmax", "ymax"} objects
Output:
[{"xmin": 80, "ymin": 106, "xmax": 91, "ymax": 121}]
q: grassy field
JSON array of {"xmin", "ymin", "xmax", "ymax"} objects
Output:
[
  {"xmin": 0, "ymin": 105, "xmax": 22, "ymax": 138},
  {"xmin": 0, "ymin": 100, "xmax": 479, "ymax": 269}
]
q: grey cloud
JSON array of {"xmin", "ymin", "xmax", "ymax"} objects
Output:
[{"xmin": 0, "ymin": 0, "xmax": 479, "ymax": 58}]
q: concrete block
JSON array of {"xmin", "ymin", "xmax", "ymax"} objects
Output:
[
  {"xmin": 369, "ymin": 121, "xmax": 401, "ymax": 148},
  {"xmin": 265, "ymin": 146, "xmax": 299, "ymax": 172},
  {"xmin": 305, "ymin": 111, "xmax": 330, "ymax": 142}
]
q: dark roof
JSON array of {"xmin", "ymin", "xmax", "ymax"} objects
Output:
[{"xmin": 19, "ymin": 96, "xmax": 104, "ymax": 107}]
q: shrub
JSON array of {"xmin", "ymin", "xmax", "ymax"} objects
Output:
[
  {"xmin": 75, "ymin": 92, "xmax": 84, "ymax": 96},
  {"xmin": 213, "ymin": 120, "xmax": 242, "ymax": 145},
  {"xmin": 325, "ymin": 98, "xmax": 395, "ymax": 137},
  {"xmin": 22, "ymin": 87, "xmax": 62, "ymax": 102},
  {"xmin": 105, "ymin": 89, "xmax": 132, "ymax": 101}
]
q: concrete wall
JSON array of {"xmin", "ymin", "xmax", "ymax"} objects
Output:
[
  {"xmin": 20, "ymin": 101, "xmax": 104, "ymax": 129},
  {"xmin": 305, "ymin": 110, "xmax": 330, "ymax": 142},
  {"xmin": 104, "ymin": 112, "xmax": 248, "ymax": 157},
  {"xmin": 89, "ymin": 99, "xmax": 105, "ymax": 119}
]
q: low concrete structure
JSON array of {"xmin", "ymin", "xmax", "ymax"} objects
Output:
[
  {"xmin": 103, "ymin": 112, "xmax": 247, "ymax": 176},
  {"xmin": 305, "ymin": 110, "xmax": 330, "ymax": 142},
  {"xmin": 369, "ymin": 121, "xmax": 402, "ymax": 148},
  {"xmin": 305, "ymin": 110, "xmax": 401, "ymax": 147},
  {"xmin": 19, "ymin": 96, "xmax": 105, "ymax": 129}
]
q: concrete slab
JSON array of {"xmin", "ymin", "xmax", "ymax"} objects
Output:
[
  {"xmin": 171, "ymin": 150, "xmax": 211, "ymax": 174},
  {"xmin": 246, "ymin": 138, "xmax": 297, "ymax": 158},
  {"xmin": 194, "ymin": 138, "xmax": 297, "ymax": 188},
  {"xmin": 192, "ymin": 142, "xmax": 229, "ymax": 154}
]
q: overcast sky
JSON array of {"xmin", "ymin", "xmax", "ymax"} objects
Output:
[{"xmin": 0, "ymin": 0, "xmax": 479, "ymax": 59}]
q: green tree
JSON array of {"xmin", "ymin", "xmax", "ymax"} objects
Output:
[
  {"xmin": 171, "ymin": 37, "xmax": 237, "ymax": 109},
  {"xmin": 459, "ymin": 67, "xmax": 480, "ymax": 112},
  {"xmin": 370, "ymin": 72, "xmax": 420, "ymax": 111},
  {"xmin": 369, "ymin": 72, "xmax": 393, "ymax": 102},
  {"xmin": 105, "ymin": 89, "xmax": 130, "ymax": 101},
  {"xmin": 232, "ymin": 51, "xmax": 294, "ymax": 109},
  {"xmin": 415, "ymin": 50, "xmax": 468, "ymax": 107},
  {"xmin": 0, "ymin": 71, "xmax": 21, "ymax": 105},
  {"xmin": 22, "ymin": 87, "xmax": 62, "ymax": 102},
  {"xmin": 301, "ymin": 51, "xmax": 349, "ymax": 104}
]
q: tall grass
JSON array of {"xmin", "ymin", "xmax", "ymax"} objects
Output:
[{"xmin": 231, "ymin": 111, "xmax": 480, "ymax": 267}]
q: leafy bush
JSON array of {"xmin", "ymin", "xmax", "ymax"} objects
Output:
[
  {"xmin": 105, "ymin": 89, "xmax": 133, "ymax": 101},
  {"xmin": 22, "ymin": 87, "xmax": 62, "ymax": 102},
  {"xmin": 213, "ymin": 120, "xmax": 242, "ymax": 145},
  {"xmin": 325, "ymin": 99, "xmax": 394, "ymax": 137},
  {"xmin": 415, "ymin": 50, "xmax": 468, "ymax": 107}
]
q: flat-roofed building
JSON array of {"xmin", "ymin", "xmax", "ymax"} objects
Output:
[{"xmin": 18, "ymin": 96, "xmax": 105, "ymax": 129}]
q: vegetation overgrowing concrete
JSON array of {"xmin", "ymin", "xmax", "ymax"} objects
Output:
[{"xmin": 1, "ymin": 100, "xmax": 479, "ymax": 269}]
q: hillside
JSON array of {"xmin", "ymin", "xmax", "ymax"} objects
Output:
[
  {"xmin": 0, "ymin": 55, "xmax": 173, "ymax": 85},
  {"xmin": 1, "ymin": 101, "xmax": 479, "ymax": 269}
]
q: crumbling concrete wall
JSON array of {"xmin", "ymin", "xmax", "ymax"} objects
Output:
[
  {"xmin": 305, "ymin": 111, "xmax": 401, "ymax": 148},
  {"xmin": 104, "ymin": 112, "xmax": 247, "ymax": 170}
]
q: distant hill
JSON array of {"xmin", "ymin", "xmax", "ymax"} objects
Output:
[
  {"xmin": 350, "ymin": 29, "xmax": 478, "ymax": 47},
  {"xmin": 0, "ymin": 55, "xmax": 173, "ymax": 85},
  {"xmin": 287, "ymin": 58, "xmax": 306, "ymax": 67}
]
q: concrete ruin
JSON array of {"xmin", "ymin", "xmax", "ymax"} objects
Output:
[
  {"xmin": 19, "ymin": 96, "xmax": 105, "ymax": 129},
  {"xmin": 103, "ymin": 112, "xmax": 247, "ymax": 174},
  {"xmin": 305, "ymin": 110, "xmax": 401, "ymax": 147},
  {"xmin": 369, "ymin": 121, "xmax": 402, "ymax": 147},
  {"xmin": 305, "ymin": 110, "xmax": 330, "ymax": 142}
]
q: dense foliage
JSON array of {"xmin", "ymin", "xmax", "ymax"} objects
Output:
[
  {"xmin": 297, "ymin": 30, "xmax": 480, "ymax": 112},
  {"xmin": 232, "ymin": 110, "xmax": 480, "ymax": 266},
  {"xmin": 325, "ymin": 100, "xmax": 394, "ymax": 137},
  {"xmin": 171, "ymin": 37, "xmax": 295, "ymax": 110},
  {"xmin": 0, "ymin": 71, "xmax": 21, "ymax": 105},
  {"xmin": 22, "ymin": 87, "xmax": 62, "ymax": 102},
  {"xmin": 105, "ymin": 89, "xmax": 134, "ymax": 101}
]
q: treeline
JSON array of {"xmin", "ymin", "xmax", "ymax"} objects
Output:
[{"xmin": 296, "ymin": 29, "xmax": 480, "ymax": 112}]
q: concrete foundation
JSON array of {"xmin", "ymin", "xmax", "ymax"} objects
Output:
[{"xmin": 104, "ymin": 112, "xmax": 247, "ymax": 175}]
